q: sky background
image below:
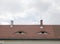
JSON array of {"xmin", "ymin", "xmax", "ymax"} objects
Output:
[{"xmin": 0, "ymin": 0, "xmax": 60, "ymax": 25}]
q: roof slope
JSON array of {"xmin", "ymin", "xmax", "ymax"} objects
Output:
[{"xmin": 0, "ymin": 25, "xmax": 60, "ymax": 39}]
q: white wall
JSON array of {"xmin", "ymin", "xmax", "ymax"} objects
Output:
[{"xmin": 0, "ymin": 40, "xmax": 60, "ymax": 44}]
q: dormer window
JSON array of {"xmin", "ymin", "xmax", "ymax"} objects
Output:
[
  {"xmin": 38, "ymin": 31, "xmax": 48, "ymax": 34},
  {"xmin": 15, "ymin": 31, "xmax": 26, "ymax": 35}
]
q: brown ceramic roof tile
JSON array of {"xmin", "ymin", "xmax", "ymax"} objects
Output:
[{"xmin": 0, "ymin": 25, "xmax": 60, "ymax": 39}]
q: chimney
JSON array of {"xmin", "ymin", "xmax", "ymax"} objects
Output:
[
  {"xmin": 40, "ymin": 20, "xmax": 43, "ymax": 26},
  {"xmin": 40, "ymin": 20, "xmax": 43, "ymax": 29},
  {"xmin": 10, "ymin": 20, "xmax": 14, "ymax": 27}
]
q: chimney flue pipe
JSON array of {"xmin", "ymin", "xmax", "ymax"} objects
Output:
[
  {"xmin": 10, "ymin": 20, "xmax": 14, "ymax": 27},
  {"xmin": 40, "ymin": 20, "xmax": 43, "ymax": 29}
]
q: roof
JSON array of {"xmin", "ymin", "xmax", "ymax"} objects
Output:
[{"xmin": 0, "ymin": 25, "xmax": 60, "ymax": 39}]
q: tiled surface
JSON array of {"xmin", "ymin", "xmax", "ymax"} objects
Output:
[{"xmin": 0, "ymin": 25, "xmax": 60, "ymax": 39}]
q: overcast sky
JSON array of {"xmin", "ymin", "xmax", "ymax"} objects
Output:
[{"xmin": 0, "ymin": 0, "xmax": 60, "ymax": 25}]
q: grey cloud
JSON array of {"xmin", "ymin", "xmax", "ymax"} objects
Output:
[
  {"xmin": 29, "ymin": 0, "xmax": 51, "ymax": 12},
  {"xmin": 46, "ymin": 8, "xmax": 60, "ymax": 25},
  {"xmin": 0, "ymin": 0, "xmax": 60, "ymax": 25},
  {"xmin": 0, "ymin": 0, "xmax": 24, "ymax": 13}
]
